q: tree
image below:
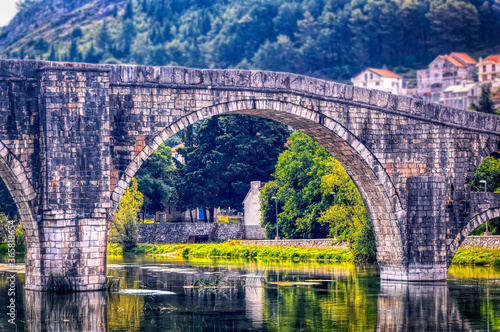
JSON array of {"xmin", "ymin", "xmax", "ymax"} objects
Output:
[
  {"xmin": 96, "ymin": 20, "xmax": 111, "ymax": 51},
  {"xmin": 177, "ymin": 115, "xmax": 290, "ymax": 222},
  {"xmin": 0, "ymin": 178, "xmax": 18, "ymax": 219},
  {"xmin": 259, "ymin": 131, "xmax": 376, "ymax": 261},
  {"xmin": 68, "ymin": 39, "xmax": 80, "ymax": 62},
  {"xmin": 110, "ymin": 178, "xmax": 144, "ymax": 251},
  {"xmin": 471, "ymin": 85, "xmax": 497, "ymax": 114},
  {"xmin": 135, "ymin": 144, "xmax": 178, "ymax": 215},
  {"xmin": 123, "ymin": 0, "xmax": 134, "ymax": 20}
]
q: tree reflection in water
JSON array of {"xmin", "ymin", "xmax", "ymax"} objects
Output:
[{"xmin": 0, "ymin": 260, "xmax": 498, "ymax": 331}]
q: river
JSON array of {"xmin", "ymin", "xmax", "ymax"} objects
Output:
[{"xmin": 1, "ymin": 255, "xmax": 500, "ymax": 331}]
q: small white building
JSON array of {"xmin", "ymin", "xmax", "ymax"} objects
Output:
[
  {"xmin": 478, "ymin": 55, "xmax": 500, "ymax": 89},
  {"xmin": 351, "ymin": 68, "xmax": 403, "ymax": 95},
  {"xmin": 443, "ymin": 83, "xmax": 480, "ymax": 109},
  {"xmin": 242, "ymin": 181, "xmax": 266, "ymax": 239}
]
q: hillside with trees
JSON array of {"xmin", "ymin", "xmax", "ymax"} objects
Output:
[{"xmin": 1, "ymin": 0, "xmax": 499, "ymax": 81}]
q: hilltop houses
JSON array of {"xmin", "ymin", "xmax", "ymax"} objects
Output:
[
  {"xmin": 352, "ymin": 52, "xmax": 500, "ymax": 111},
  {"xmin": 351, "ymin": 68, "xmax": 403, "ymax": 95},
  {"xmin": 416, "ymin": 52, "xmax": 477, "ymax": 103}
]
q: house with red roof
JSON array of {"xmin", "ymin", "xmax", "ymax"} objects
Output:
[
  {"xmin": 417, "ymin": 52, "xmax": 477, "ymax": 103},
  {"xmin": 351, "ymin": 68, "xmax": 403, "ymax": 95},
  {"xmin": 478, "ymin": 55, "xmax": 500, "ymax": 89}
]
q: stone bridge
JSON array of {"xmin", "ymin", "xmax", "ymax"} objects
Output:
[{"xmin": 0, "ymin": 59, "xmax": 499, "ymax": 291}]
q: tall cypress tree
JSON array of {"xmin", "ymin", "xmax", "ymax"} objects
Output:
[{"xmin": 471, "ymin": 86, "xmax": 497, "ymax": 114}]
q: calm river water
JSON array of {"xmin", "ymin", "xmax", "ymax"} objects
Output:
[{"xmin": 1, "ymin": 255, "xmax": 500, "ymax": 331}]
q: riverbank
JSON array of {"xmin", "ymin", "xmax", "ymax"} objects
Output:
[
  {"xmin": 451, "ymin": 247, "xmax": 500, "ymax": 266},
  {"xmin": 108, "ymin": 241, "xmax": 355, "ymax": 262},
  {"xmin": 108, "ymin": 242, "xmax": 500, "ymax": 266}
]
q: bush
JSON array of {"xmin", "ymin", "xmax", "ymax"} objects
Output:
[{"xmin": 109, "ymin": 178, "xmax": 144, "ymax": 252}]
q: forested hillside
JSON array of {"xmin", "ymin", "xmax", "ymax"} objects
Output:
[{"xmin": 1, "ymin": 0, "xmax": 499, "ymax": 81}]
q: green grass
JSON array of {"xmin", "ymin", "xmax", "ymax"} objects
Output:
[
  {"xmin": 0, "ymin": 242, "xmax": 25, "ymax": 254},
  {"xmin": 451, "ymin": 248, "xmax": 500, "ymax": 266},
  {"xmin": 108, "ymin": 241, "xmax": 354, "ymax": 263}
]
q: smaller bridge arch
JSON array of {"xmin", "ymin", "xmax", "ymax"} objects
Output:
[
  {"xmin": 449, "ymin": 206, "xmax": 500, "ymax": 263},
  {"xmin": 110, "ymin": 99, "xmax": 408, "ymax": 278}
]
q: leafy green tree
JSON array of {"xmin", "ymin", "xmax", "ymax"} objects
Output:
[
  {"xmin": 135, "ymin": 144, "xmax": 178, "ymax": 215},
  {"xmin": 177, "ymin": 115, "xmax": 290, "ymax": 222},
  {"xmin": 426, "ymin": 0, "xmax": 481, "ymax": 52},
  {"xmin": 471, "ymin": 85, "xmax": 497, "ymax": 114},
  {"xmin": 0, "ymin": 178, "xmax": 18, "ymax": 219},
  {"xmin": 110, "ymin": 178, "xmax": 144, "ymax": 251},
  {"xmin": 259, "ymin": 131, "xmax": 376, "ymax": 261}
]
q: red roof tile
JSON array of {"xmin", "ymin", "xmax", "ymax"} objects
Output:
[
  {"xmin": 443, "ymin": 56, "xmax": 466, "ymax": 68},
  {"xmin": 367, "ymin": 68, "xmax": 402, "ymax": 79},
  {"xmin": 483, "ymin": 55, "xmax": 500, "ymax": 64},
  {"xmin": 451, "ymin": 52, "xmax": 477, "ymax": 65}
]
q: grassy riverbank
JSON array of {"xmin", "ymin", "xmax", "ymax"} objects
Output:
[
  {"xmin": 108, "ymin": 241, "xmax": 355, "ymax": 263},
  {"xmin": 451, "ymin": 248, "xmax": 500, "ymax": 266}
]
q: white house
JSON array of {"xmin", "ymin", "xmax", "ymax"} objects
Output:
[
  {"xmin": 442, "ymin": 83, "xmax": 480, "ymax": 109},
  {"xmin": 478, "ymin": 55, "xmax": 500, "ymax": 89},
  {"xmin": 351, "ymin": 68, "xmax": 403, "ymax": 95},
  {"xmin": 242, "ymin": 181, "xmax": 266, "ymax": 239}
]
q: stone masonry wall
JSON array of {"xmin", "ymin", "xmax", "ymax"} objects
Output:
[
  {"xmin": 138, "ymin": 222, "xmax": 245, "ymax": 244},
  {"xmin": 241, "ymin": 239, "xmax": 349, "ymax": 249},
  {"xmin": 461, "ymin": 236, "xmax": 500, "ymax": 249}
]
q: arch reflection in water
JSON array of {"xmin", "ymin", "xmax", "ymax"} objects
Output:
[
  {"xmin": 25, "ymin": 291, "xmax": 107, "ymax": 331},
  {"xmin": 376, "ymin": 282, "xmax": 471, "ymax": 331}
]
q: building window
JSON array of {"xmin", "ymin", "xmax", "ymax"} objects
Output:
[
  {"xmin": 363, "ymin": 83, "xmax": 367, "ymax": 87},
  {"xmin": 435, "ymin": 65, "xmax": 438, "ymax": 68},
  {"xmin": 168, "ymin": 206, "xmax": 171, "ymax": 214},
  {"xmin": 493, "ymin": 64, "xmax": 496, "ymax": 72},
  {"xmin": 483, "ymin": 65, "xmax": 486, "ymax": 72},
  {"xmin": 376, "ymin": 81, "xmax": 380, "ymax": 86},
  {"xmin": 427, "ymin": 75, "xmax": 430, "ymax": 79},
  {"xmin": 427, "ymin": 85, "xmax": 430, "ymax": 88},
  {"xmin": 456, "ymin": 81, "xmax": 460, "ymax": 85},
  {"xmin": 471, "ymin": 89, "xmax": 474, "ymax": 96},
  {"xmin": 365, "ymin": 73, "xmax": 367, "ymax": 80},
  {"xmin": 434, "ymin": 74, "xmax": 438, "ymax": 78},
  {"xmin": 433, "ymin": 93, "xmax": 440, "ymax": 101},
  {"xmin": 419, "ymin": 76, "xmax": 421, "ymax": 82},
  {"xmin": 458, "ymin": 99, "xmax": 463, "ymax": 107},
  {"xmin": 370, "ymin": 73, "xmax": 373, "ymax": 79}
]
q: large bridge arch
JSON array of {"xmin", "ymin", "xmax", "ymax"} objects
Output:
[
  {"xmin": 0, "ymin": 140, "xmax": 40, "ymax": 288},
  {"xmin": 110, "ymin": 99, "xmax": 407, "ymax": 276}
]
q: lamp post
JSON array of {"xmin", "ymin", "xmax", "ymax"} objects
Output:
[
  {"xmin": 480, "ymin": 180, "xmax": 490, "ymax": 235},
  {"xmin": 272, "ymin": 196, "xmax": 279, "ymax": 240}
]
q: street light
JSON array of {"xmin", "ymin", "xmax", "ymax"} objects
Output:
[
  {"xmin": 272, "ymin": 196, "xmax": 279, "ymax": 240},
  {"xmin": 480, "ymin": 180, "xmax": 490, "ymax": 235}
]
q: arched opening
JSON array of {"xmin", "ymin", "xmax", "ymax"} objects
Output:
[
  {"xmin": 449, "ymin": 150, "xmax": 500, "ymax": 262},
  {"xmin": 110, "ymin": 100, "xmax": 406, "ymax": 275}
]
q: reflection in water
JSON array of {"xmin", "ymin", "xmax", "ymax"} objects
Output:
[
  {"xmin": 376, "ymin": 282, "xmax": 470, "ymax": 331},
  {"xmin": 25, "ymin": 291, "xmax": 107, "ymax": 332},
  {"xmin": 1, "ymin": 258, "xmax": 500, "ymax": 331}
]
